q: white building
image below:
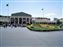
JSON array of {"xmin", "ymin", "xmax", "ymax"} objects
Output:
[
  {"xmin": 32, "ymin": 17, "xmax": 56, "ymax": 24},
  {"xmin": 0, "ymin": 16, "xmax": 10, "ymax": 24},
  {"xmin": 10, "ymin": 12, "xmax": 32, "ymax": 26}
]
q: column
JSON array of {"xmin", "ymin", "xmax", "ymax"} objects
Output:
[
  {"xmin": 26, "ymin": 18, "xmax": 27, "ymax": 24},
  {"xmin": 22, "ymin": 18, "xmax": 23, "ymax": 25},
  {"xmin": 29, "ymin": 18, "xmax": 30, "ymax": 24},
  {"xmin": 18, "ymin": 18, "xmax": 19, "ymax": 24},
  {"xmin": 14, "ymin": 18, "xmax": 15, "ymax": 25}
]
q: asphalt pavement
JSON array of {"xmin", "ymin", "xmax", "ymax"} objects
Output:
[{"xmin": 0, "ymin": 27, "xmax": 63, "ymax": 47}]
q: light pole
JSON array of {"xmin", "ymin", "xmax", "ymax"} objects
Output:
[
  {"xmin": 6, "ymin": 3, "xmax": 10, "ymax": 24},
  {"xmin": 41, "ymin": 8, "xmax": 44, "ymax": 17},
  {"xmin": 6, "ymin": 3, "xmax": 9, "ymax": 16}
]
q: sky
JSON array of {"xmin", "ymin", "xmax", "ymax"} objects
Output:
[{"xmin": 0, "ymin": 0, "xmax": 63, "ymax": 20}]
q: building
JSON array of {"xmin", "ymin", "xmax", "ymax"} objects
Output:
[
  {"xmin": 0, "ymin": 15, "xmax": 10, "ymax": 25},
  {"xmin": 0, "ymin": 12, "xmax": 58, "ymax": 26},
  {"xmin": 0, "ymin": 12, "xmax": 32, "ymax": 26},
  {"xmin": 32, "ymin": 17, "xmax": 56, "ymax": 24},
  {"xmin": 10, "ymin": 12, "xmax": 32, "ymax": 26}
]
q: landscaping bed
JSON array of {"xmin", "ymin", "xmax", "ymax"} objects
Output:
[{"xmin": 27, "ymin": 24, "xmax": 63, "ymax": 32}]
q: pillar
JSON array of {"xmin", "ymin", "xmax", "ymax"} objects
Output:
[
  {"xmin": 18, "ymin": 18, "xmax": 19, "ymax": 24},
  {"xmin": 14, "ymin": 18, "xmax": 15, "ymax": 25}
]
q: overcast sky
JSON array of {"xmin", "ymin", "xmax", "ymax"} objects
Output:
[{"xmin": 0, "ymin": 0, "xmax": 63, "ymax": 20}]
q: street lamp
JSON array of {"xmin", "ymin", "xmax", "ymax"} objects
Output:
[
  {"xmin": 41, "ymin": 8, "xmax": 44, "ymax": 17},
  {"xmin": 6, "ymin": 3, "xmax": 9, "ymax": 16},
  {"xmin": 6, "ymin": 4, "xmax": 9, "ymax": 6}
]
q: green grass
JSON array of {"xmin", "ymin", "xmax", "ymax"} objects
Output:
[{"xmin": 27, "ymin": 24, "xmax": 61, "ymax": 31}]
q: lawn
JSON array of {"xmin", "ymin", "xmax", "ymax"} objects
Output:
[{"xmin": 27, "ymin": 24, "xmax": 61, "ymax": 31}]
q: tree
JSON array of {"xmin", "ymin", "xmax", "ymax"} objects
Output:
[{"xmin": 56, "ymin": 19, "xmax": 62, "ymax": 25}]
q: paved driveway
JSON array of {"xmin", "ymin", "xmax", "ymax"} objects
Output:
[{"xmin": 0, "ymin": 27, "xmax": 63, "ymax": 47}]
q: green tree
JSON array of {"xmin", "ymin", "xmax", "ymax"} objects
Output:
[{"xmin": 56, "ymin": 20, "xmax": 62, "ymax": 25}]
